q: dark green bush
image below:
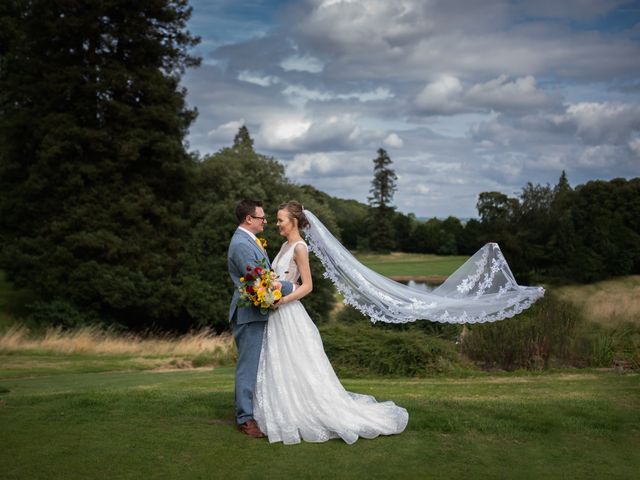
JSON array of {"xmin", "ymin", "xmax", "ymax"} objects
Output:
[
  {"xmin": 334, "ymin": 304, "xmax": 368, "ymax": 324},
  {"xmin": 27, "ymin": 299, "xmax": 102, "ymax": 329},
  {"xmin": 319, "ymin": 323, "xmax": 467, "ymax": 377}
]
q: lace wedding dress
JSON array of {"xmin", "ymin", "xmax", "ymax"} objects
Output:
[{"xmin": 254, "ymin": 240, "xmax": 409, "ymax": 445}]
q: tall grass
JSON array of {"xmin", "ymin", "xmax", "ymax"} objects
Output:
[
  {"xmin": 572, "ymin": 322, "xmax": 640, "ymax": 369},
  {"xmin": 556, "ymin": 275, "xmax": 640, "ymax": 325},
  {"xmin": 460, "ymin": 294, "xmax": 580, "ymax": 370},
  {"xmin": 0, "ymin": 325, "xmax": 234, "ymax": 358}
]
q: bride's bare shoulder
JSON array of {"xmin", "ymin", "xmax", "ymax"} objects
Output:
[{"xmin": 293, "ymin": 240, "xmax": 308, "ymax": 252}]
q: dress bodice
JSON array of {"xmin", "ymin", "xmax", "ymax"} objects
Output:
[{"xmin": 272, "ymin": 240, "xmax": 307, "ymax": 283}]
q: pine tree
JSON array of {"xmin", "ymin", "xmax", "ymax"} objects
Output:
[
  {"xmin": 555, "ymin": 170, "xmax": 571, "ymax": 194},
  {"xmin": 0, "ymin": 0, "xmax": 201, "ymax": 329},
  {"xmin": 368, "ymin": 148, "xmax": 397, "ymax": 251},
  {"xmin": 548, "ymin": 170, "xmax": 577, "ymax": 278},
  {"xmin": 233, "ymin": 125, "xmax": 254, "ymax": 152},
  {"xmin": 368, "ymin": 148, "xmax": 397, "ymax": 209}
]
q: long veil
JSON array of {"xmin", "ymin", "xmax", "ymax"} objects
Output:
[{"xmin": 303, "ymin": 210, "xmax": 545, "ymax": 324}]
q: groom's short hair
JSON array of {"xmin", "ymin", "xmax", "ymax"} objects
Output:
[{"xmin": 236, "ymin": 199, "xmax": 263, "ymax": 224}]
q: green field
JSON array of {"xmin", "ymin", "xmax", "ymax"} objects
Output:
[
  {"xmin": 2, "ymin": 263, "xmax": 639, "ymax": 478},
  {"xmin": 1, "ymin": 358, "xmax": 638, "ymax": 479},
  {"xmin": 355, "ymin": 252, "xmax": 467, "ymax": 279}
]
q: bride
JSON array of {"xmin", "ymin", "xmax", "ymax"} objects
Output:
[
  {"xmin": 254, "ymin": 200, "xmax": 409, "ymax": 444},
  {"xmin": 250, "ymin": 200, "xmax": 544, "ymax": 444}
]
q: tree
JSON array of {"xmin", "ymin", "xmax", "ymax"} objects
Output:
[
  {"xmin": 555, "ymin": 170, "xmax": 571, "ymax": 196},
  {"xmin": 393, "ymin": 212, "xmax": 415, "ymax": 252},
  {"xmin": 474, "ymin": 174, "xmax": 640, "ymax": 283},
  {"xmin": 368, "ymin": 148, "xmax": 397, "ymax": 251},
  {"xmin": 233, "ymin": 125, "xmax": 254, "ymax": 152},
  {"xmin": 0, "ymin": 0, "xmax": 201, "ymax": 329},
  {"xmin": 368, "ymin": 148, "xmax": 397, "ymax": 210},
  {"xmin": 458, "ymin": 218, "xmax": 483, "ymax": 254},
  {"xmin": 476, "ymin": 192, "xmax": 518, "ymax": 225}
]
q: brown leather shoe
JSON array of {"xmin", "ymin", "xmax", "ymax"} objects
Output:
[{"xmin": 239, "ymin": 419, "xmax": 266, "ymax": 438}]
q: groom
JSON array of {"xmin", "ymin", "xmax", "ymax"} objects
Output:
[{"xmin": 227, "ymin": 199, "xmax": 295, "ymax": 438}]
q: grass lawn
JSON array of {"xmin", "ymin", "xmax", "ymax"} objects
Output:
[
  {"xmin": 355, "ymin": 252, "xmax": 467, "ymax": 280},
  {"xmin": 1, "ymin": 356, "xmax": 639, "ymax": 479}
]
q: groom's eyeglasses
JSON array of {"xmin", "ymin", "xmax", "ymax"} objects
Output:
[{"xmin": 251, "ymin": 215, "xmax": 267, "ymax": 222}]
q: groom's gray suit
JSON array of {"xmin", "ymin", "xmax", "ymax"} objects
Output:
[{"xmin": 227, "ymin": 228, "xmax": 293, "ymax": 425}]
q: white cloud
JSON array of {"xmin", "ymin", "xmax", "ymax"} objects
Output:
[
  {"xmin": 257, "ymin": 114, "xmax": 369, "ymax": 152},
  {"xmin": 416, "ymin": 75, "xmax": 553, "ymax": 115},
  {"xmin": 237, "ymin": 71, "xmax": 279, "ymax": 87},
  {"xmin": 416, "ymin": 76, "xmax": 465, "ymax": 114},
  {"xmin": 286, "ymin": 151, "xmax": 369, "ymax": 178},
  {"xmin": 466, "ymin": 75, "xmax": 552, "ymax": 110},
  {"xmin": 566, "ymin": 102, "xmax": 640, "ymax": 145},
  {"xmin": 470, "ymin": 102, "xmax": 640, "ymax": 149},
  {"xmin": 577, "ymin": 145, "xmax": 626, "ymax": 167},
  {"xmin": 207, "ymin": 119, "xmax": 246, "ymax": 140},
  {"xmin": 259, "ymin": 116, "xmax": 312, "ymax": 149},
  {"xmin": 282, "ymin": 85, "xmax": 393, "ymax": 105},
  {"xmin": 414, "ymin": 184, "xmax": 430, "ymax": 194},
  {"xmin": 383, "ymin": 132, "xmax": 404, "ymax": 148},
  {"xmin": 280, "ymin": 54, "xmax": 324, "ymax": 73},
  {"xmin": 282, "ymin": 85, "xmax": 334, "ymax": 103}
]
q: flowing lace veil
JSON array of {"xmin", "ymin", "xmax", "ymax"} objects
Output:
[{"xmin": 303, "ymin": 210, "xmax": 544, "ymax": 324}]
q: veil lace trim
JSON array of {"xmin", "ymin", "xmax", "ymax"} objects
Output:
[{"xmin": 302, "ymin": 210, "xmax": 544, "ymax": 324}]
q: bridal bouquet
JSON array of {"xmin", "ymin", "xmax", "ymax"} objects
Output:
[{"xmin": 238, "ymin": 260, "xmax": 282, "ymax": 314}]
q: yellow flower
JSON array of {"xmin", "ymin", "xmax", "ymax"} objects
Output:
[
  {"xmin": 273, "ymin": 290, "xmax": 282, "ymax": 301},
  {"xmin": 240, "ymin": 277, "xmax": 245, "ymax": 283}
]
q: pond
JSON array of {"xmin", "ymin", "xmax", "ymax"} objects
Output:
[{"xmin": 401, "ymin": 280, "xmax": 441, "ymax": 292}]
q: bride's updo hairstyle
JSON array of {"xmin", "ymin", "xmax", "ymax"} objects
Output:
[{"xmin": 278, "ymin": 200, "xmax": 309, "ymax": 229}]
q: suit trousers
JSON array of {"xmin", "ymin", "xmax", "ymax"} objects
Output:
[{"xmin": 231, "ymin": 315, "xmax": 266, "ymax": 425}]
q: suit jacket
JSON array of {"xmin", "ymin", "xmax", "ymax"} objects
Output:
[{"xmin": 227, "ymin": 228, "xmax": 293, "ymax": 325}]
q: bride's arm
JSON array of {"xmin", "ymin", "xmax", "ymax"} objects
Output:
[{"xmin": 277, "ymin": 244, "xmax": 312, "ymax": 305}]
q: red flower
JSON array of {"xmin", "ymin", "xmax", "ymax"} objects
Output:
[
  {"xmin": 255, "ymin": 267, "xmax": 263, "ymax": 275},
  {"xmin": 245, "ymin": 274, "xmax": 254, "ymax": 282},
  {"xmin": 246, "ymin": 286, "xmax": 254, "ymax": 293},
  {"xmin": 246, "ymin": 265, "xmax": 252, "ymax": 271}
]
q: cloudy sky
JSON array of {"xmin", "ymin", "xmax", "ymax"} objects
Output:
[{"xmin": 182, "ymin": 0, "xmax": 640, "ymax": 218}]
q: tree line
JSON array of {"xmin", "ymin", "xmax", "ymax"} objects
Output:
[{"xmin": 347, "ymin": 155, "xmax": 640, "ymax": 284}]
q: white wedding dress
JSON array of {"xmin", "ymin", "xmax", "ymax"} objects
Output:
[{"xmin": 254, "ymin": 240, "xmax": 409, "ymax": 445}]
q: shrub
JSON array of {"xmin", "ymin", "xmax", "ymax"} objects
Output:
[
  {"xmin": 572, "ymin": 322, "xmax": 640, "ymax": 368},
  {"xmin": 319, "ymin": 323, "xmax": 467, "ymax": 377},
  {"xmin": 334, "ymin": 304, "xmax": 369, "ymax": 324},
  {"xmin": 460, "ymin": 293, "xmax": 580, "ymax": 370},
  {"xmin": 27, "ymin": 299, "xmax": 102, "ymax": 329}
]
